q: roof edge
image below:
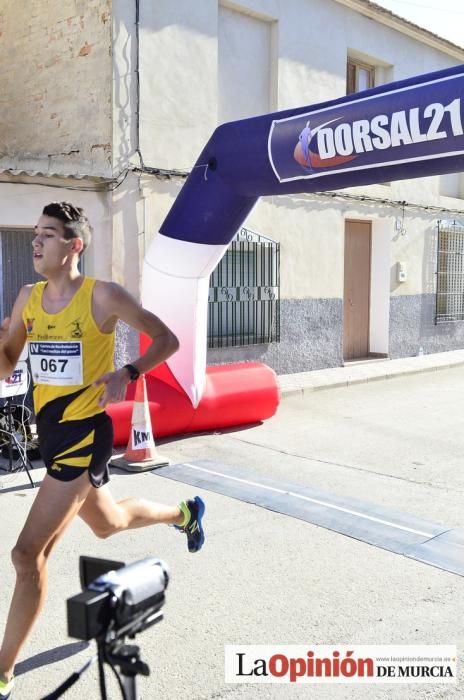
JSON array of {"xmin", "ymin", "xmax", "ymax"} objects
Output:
[
  {"xmin": 0, "ymin": 169, "xmax": 115, "ymax": 191},
  {"xmin": 333, "ymin": 0, "xmax": 464, "ymax": 58}
]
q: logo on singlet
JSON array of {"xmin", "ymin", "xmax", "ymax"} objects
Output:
[
  {"xmin": 26, "ymin": 318, "xmax": 34, "ymax": 333},
  {"xmin": 51, "ymin": 463, "xmax": 62, "ymax": 472},
  {"xmin": 69, "ymin": 319, "xmax": 83, "ymax": 338}
]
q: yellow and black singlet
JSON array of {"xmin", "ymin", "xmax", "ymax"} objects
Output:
[{"xmin": 22, "ymin": 277, "xmax": 115, "ymax": 423}]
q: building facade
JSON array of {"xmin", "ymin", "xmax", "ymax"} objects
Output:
[{"xmin": 1, "ymin": 0, "xmax": 464, "ymax": 374}]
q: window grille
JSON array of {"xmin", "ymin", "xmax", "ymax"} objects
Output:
[
  {"xmin": 436, "ymin": 220, "xmax": 464, "ymax": 323},
  {"xmin": 208, "ymin": 227, "xmax": 280, "ymax": 348},
  {"xmin": 0, "ymin": 228, "xmax": 40, "ymax": 413},
  {"xmin": 0, "ymin": 228, "xmax": 40, "ymax": 318}
]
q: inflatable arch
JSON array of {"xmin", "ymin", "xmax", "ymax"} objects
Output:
[{"xmin": 108, "ymin": 64, "xmax": 464, "ymax": 443}]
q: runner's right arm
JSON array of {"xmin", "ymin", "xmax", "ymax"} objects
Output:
[{"xmin": 0, "ymin": 286, "xmax": 31, "ymax": 379}]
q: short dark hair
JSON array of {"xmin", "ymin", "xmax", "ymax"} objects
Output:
[{"xmin": 42, "ymin": 202, "xmax": 93, "ymax": 254}]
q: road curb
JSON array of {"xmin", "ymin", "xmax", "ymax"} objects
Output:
[{"xmin": 278, "ymin": 353, "xmax": 464, "ymax": 398}]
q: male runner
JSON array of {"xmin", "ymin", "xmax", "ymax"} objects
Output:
[{"xmin": 0, "ymin": 202, "xmax": 205, "ymax": 699}]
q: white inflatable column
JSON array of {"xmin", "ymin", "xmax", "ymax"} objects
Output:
[{"xmin": 142, "ymin": 233, "xmax": 228, "ymax": 407}]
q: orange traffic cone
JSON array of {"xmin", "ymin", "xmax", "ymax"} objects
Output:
[{"xmin": 112, "ymin": 375, "xmax": 169, "ymax": 472}]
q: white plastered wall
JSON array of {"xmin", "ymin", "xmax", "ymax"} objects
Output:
[
  {"xmin": 130, "ymin": 0, "xmax": 464, "ymax": 309},
  {"xmin": 370, "ymin": 219, "xmax": 391, "ymax": 354},
  {"xmin": 0, "ymin": 181, "xmax": 112, "ymax": 282},
  {"xmin": 137, "ymin": 0, "xmax": 219, "ymax": 170}
]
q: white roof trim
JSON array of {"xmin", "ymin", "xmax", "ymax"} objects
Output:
[{"xmin": 333, "ymin": 0, "xmax": 464, "ymax": 59}]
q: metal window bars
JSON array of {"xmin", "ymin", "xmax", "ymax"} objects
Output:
[
  {"xmin": 436, "ymin": 219, "xmax": 464, "ymax": 323},
  {"xmin": 208, "ymin": 227, "xmax": 280, "ymax": 347},
  {"xmin": 0, "ymin": 228, "xmax": 41, "ymax": 318}
]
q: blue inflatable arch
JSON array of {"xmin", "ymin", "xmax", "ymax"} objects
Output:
[{"xmin": 142, "ymin": 64, "xmax": 464, "ymax": 406}]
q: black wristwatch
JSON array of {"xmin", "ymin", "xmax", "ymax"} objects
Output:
[{"xmin": 123, "ymin": 363, "xmax": 140, "ymax": 381}]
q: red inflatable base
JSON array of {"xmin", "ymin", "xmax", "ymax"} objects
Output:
[{"xmin": 107, "ymin": 361, "xmax": 280, "ymax": 445}]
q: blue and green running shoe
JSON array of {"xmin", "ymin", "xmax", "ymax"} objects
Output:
[
  {"xmin": 0, "ymin": 676, "xmax": 13, "ymax": 699},
  {"xmin": 175, "ymin": 496, "xmax": 205, "ymax": 553}
]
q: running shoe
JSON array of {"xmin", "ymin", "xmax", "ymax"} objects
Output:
[
  {"xmin": 0, "ymin": 676, "xmax": 13, "ymax": 699},
  {"xmin": 175, "ymin": 496, "xmax": 205, "ymax": 553}
]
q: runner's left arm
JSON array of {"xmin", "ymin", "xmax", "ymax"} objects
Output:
[{"xmin": 93, "ymin": 282, "xmax": 179, "ymax": 407}]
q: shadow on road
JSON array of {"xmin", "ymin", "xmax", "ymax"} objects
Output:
[{"xmin": 15, "ymin": 641, "xmax": 90, "ymax": 676}]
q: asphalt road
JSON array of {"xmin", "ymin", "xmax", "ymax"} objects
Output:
[{"xmin": 1, "ymin": 365, "xmax": 463, "ymax": 699}]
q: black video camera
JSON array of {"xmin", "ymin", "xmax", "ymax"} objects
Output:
[
  {"xmin": 67, "ymin": 555, "xmax": 169, "ymax": 642},
  {"xmin": 41, "ymin": 556, "xmax": 169, "ymax": 700}
]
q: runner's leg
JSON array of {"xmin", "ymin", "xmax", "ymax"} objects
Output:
[
  {"xmin": 78, "ymin": 483, "xmax": 184, "ymax": 538},
  {"xmin": 0, "ymin": 471, "xmax": 92, "ymax": 680}
]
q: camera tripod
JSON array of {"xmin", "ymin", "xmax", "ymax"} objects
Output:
[
  {"xmin": 41, "ymin": 626, "xmax": 156, "ymax": 700},
  {"xmin": 42, "ymin": 555, "xmax": 167, "ymax": 700},
  {"xmin": 98, "ymin": 637, "xmax": 151, "ymax": 700},
  {"xmin": 0, "ymin": 398, "xmax": 35, "ymax": 488}
]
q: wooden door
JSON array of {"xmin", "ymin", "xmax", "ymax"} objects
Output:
[{"xmin": 343, "ymin": 220, "xmax": 371, "ymax": 360}]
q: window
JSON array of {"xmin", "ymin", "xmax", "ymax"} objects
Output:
[
  {"xmin": 208, "ymin": 227, "xmax": 280, "ymax": 347},
  {"xmin": 436, "ymin": 220, "xmax": 464, "ymax": 323},
  {"xmin": 346, "ymin": 58, "xmax": 375, "ymax": 95},
  {"xmin": 0, "ymin": 228, "xmax": 41, "ymax": 414},
  {"xmin": 0, "ymin": 228, "xmax": 40, "ymax": 318}
]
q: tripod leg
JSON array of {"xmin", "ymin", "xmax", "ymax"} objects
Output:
[
  {"xmin": 23, "ymin": 455, "xmax": 35, "ymax": 488},
  {"xmin": 13, "ymin": 440, "xmax": 36, "ymax": 488},
  {"xmin": 106, "ymin": 643, "xmax": 148, "ymax": 700},
  {"xmin": 120, "ymin": 674, "xmax": 138, "ymax": 700},
  {"xmin": 6, "ymin": 400, "xmax": 15, "ymax": 473}
]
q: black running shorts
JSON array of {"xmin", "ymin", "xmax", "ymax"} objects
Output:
[{"xmin": 37, "ymin": 411, "xmax": 114, "ymax": 488}]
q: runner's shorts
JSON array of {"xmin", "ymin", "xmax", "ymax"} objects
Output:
[{"xmin": 37, "ymin": 412, "xmax": 113, "ymax": 488}]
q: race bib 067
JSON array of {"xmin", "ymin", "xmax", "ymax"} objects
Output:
[{"xmin": 29, "ymin": 341, "xmax": 83, "ymax": 386}]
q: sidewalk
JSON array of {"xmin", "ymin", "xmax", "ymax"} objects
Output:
[{"xmin": 278, "ymin": 348, "xmax": 464, "ymax": 397}]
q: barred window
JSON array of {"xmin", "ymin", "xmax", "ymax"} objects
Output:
[
  {"xmin": 0, "ymin": 228, "xmax": 40, "ymax": 318},
  {"xmin": 436, "ymin": 220, "xmax": 464, "ymax": 323},
  {"xmin": 208, "ymin": 227, "xmax": 280, "ymax": 348}
]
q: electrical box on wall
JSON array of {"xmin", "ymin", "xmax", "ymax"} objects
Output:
[{"xmin": 396, "ymin": 261, "xmax": 407, "ymax": 283}]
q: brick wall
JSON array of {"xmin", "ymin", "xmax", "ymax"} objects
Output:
[{"xmin": 0, "ymin": 0, "xmax": 112, "ymax": 177}]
